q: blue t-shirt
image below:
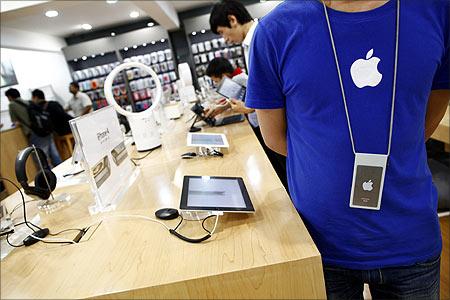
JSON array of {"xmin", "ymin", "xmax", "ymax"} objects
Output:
[{"xmin": 246, "ymin": 0, "xmax": 449, "ymax": 269}]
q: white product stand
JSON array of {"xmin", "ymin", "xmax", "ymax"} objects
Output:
[
  {"xmin": 70, "ymin": 107, "xmax": 138, "ymax": 214},
  {"xmin": 104, "ymin": 62, "xmax": 163, "ymax": 152}
]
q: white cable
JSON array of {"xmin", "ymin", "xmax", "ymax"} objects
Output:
[
  {"xmin": 29, "ymin": 234, "xmax": 76, "ymax": 244},
  {"xmin": 387, "ymin": 0, "xmax": 400, "ymax": 157},
  {"xmin": 100, "ymin": 214, "xmax": 171, "ymax": 231},
  {"xmin": 32, "ymin": 214, "xmax": 218, "ymax": 246},
  {"xmin": 209, "ymin": 214, "xmax": 220, "ymax": 235},
  {"xmin": 28, "ymin": 215, "xmax": 170, "ymax": 246},
  {"xmin": 103, "ymin": 213, "xmax": 219, "ymax": 236}
]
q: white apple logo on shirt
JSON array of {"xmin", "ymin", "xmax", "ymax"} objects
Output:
[
  {"xmin": 350, "ymin": 49, "xmax": 383, "ymax": 88},
  {"xmin": 362, "ymin": 180, "xmax": 374, "ymax": 192}
]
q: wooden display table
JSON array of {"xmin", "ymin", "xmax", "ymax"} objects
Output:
[
  {"xmin": 0, "ymin": 113, "xmax": 326, "ymax": 299},
  {"xmin": 0, "ymin": 127, "xmax": 37, "ymax": 196},
  {"xmin": 431, "ymin": 106, "xmax": 449, "ymax": 151},
  {"xmin": 54, "ymin": 133, "xmax": 75, "ymax": 161}
]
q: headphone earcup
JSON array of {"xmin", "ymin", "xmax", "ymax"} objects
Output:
[
  {"xmin": 35, "ymin": 170, "xmax": 57, "ymax": 191},
  {"xmin": 25, "ymin": 187, "xmax": 50, "ymax": 199}
]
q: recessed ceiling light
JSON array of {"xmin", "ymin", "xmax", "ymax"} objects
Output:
[
  {"xmin": 91, "ymin": 54, "xmax": 96, "ymax": 58},
  {"xmin": 142, "ymin": 43, "xmax": 147, "ymax": 47},
  {"xmin": 192, "ymin": 31, "xmax": 197, "ymax": 36},
  {"xmin": 201, "ymin": 29, "xmax": 206, "ymax": 34},
  {"xmin": 133, "ymin": 45, "xmax": 137, "ymax": 49},
  {"xmin": 82, "ymin": 56, "xmax": 87, "ymax": 60},
  {"xmin": 124, "ymin": 47, "xmax": 128, "ymax": 51},
  {"xmin": 160, "ymin": 39, "xmax": 165, "ymax": 42},
  {"xmin": 129, "ymin": 11, "xmax": 139, "ymax": 18},
  {"xmin": 106, "ymin": 0, "xmax": 117, "ymax": 4},
  {"xmin": 101, "ymin": 52, "xmax": 105, "ymax": 56},
  {"xmin": 81, "ymin": 23, "xmax": 92, "ymax": 30},
  {"xmin": 74, "ymin": 58, "xmax": 78, "ymax": 62},
  {"xmin": 151, "ymin": 41, "xmax": 156, "ymax": 45},
  {"xmin": 147, "ymin": 22, "xmax": 154, "ymax": 27},
  {"xmin": 111, "ymin": 32, "xmax": 116, "ymax": 36},
  {"xmin": 45, "ymin": 10, "xmax": 58, "ymax": 18}
]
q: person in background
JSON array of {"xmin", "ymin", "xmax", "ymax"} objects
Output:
[
  {"xmin": 210, "ymin": 0, "xmax": 257, "ymax": 67},
  {"xmin": 208, "ymin": 0, "xmax": 257, "ymax": 119},
  {"xmin": 205, "ymin": 57, "xmax": 252, "ymax": 116},
  {"xmin": 30, "ymin": 89, "xmax": 62, "ymax": 167},
  {"xmin": 246, "ymin": 0, "xmax": 449, "ymax": 298},
  {"xmin": 206, "ymin": 57, "xmax": 289, "ymax": 190},
  {"xmin": 5, "ymin": 88, "xmax": 32, "ymax": 137},
  {"xmin": 209, "ymin": 0, "xmax": 288, "ymax": 191},
  {"xmin": 67, "ymin": 82, "xmax": 92, "ymax": 117},
  {"xmin": 32, "ymin": 89, "xmax": 73, "ymax": 136}
]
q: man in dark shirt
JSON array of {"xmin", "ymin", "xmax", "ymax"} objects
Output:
[
  {"xmin": 31, "ymin": 89, "xmax": 73, "ymax": 136},
  {"xmin": 5, "ymin": 88, "xmax": 32, "ymax": 137},
  {"xmin": 29, "ymin": 89, "xmax": 65, "ymax": 166}
]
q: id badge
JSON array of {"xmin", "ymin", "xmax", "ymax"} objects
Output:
[{"xmin": 349, "ymin": 153, "xmax": 388, "ymax": 210}]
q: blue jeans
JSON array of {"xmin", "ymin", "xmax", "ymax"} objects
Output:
[
  {"xmin": 323, "ymin": 255, "xmax": 440, "ymax": 300},
  {"xmin": 29, "ymin": 133, "xmax": 62, "ymax": 167}
]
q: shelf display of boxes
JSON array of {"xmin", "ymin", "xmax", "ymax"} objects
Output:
[
  {"xmin": 68, "ymin": 51, "xmax": 129, "ymax": 111},
  {"xmin": 120, "ymin": 40, "xmax": 178, "ymax": 111},
  {"xmin": 188, "ymin": 30, "xmax": 246, "ymax": 88},
  {"xmin": 66, "ymin": 37, "xmax": 179, "ymax": 112}
]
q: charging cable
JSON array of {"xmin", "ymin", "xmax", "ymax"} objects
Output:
[
  {"xmin": 1, "ymin": 177, "xmax": 77, "ymax": 247},
  {"xmin": 29, "ymin": 234, "xmax": 76, "ymax": 244},
  {"xmin": 170, "ymin": 213, "xmax": 219, "ymax": 243},
  {"xmin": 2, "ymin": 174, "xmax": 219, "ymax": 247},
  {"xmin": 100, "ymin": 214, "xmax": 171, "ymax": 231},
  {"xmin": 99, "ymin": 213, "xmax": 220, "ymax": 243}
]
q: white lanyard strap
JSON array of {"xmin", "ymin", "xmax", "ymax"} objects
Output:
[{"xmin": 322, "ymin": 0, "xmax": 400, "ymax": 156}]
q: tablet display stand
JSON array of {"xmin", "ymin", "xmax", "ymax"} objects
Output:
[{"xmin": 181, "ymin": 210, "xmax": 213, "ymax": 221}]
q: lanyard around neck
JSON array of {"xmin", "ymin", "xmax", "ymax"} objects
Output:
[{"xmin": 322, "ymin": 0, "xmax": 400, "ymax": 156}]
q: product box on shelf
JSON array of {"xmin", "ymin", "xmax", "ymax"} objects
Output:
[{"xmin": 189, "ymin": 32, "xmax": 247, "ymax": 79}]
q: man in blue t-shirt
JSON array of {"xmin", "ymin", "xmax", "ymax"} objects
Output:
[{"xmin": 246, "ymin": 0, "xmax": 449, "ymax": 298}]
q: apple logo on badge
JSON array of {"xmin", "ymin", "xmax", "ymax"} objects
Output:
[
  {"xmin": 350, "ymin": 49, "xmax": 382, "ymax": 88},
  {"xmin": 362, "ymin": 180, "xmax": 374, "ymax": 192}
]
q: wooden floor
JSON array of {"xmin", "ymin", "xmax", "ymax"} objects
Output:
[{"xmin": 440, "ymin": 216, "xmax": 449, "ymax": 300}]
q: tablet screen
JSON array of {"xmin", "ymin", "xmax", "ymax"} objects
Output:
[
  {"xmin": 191, "ymin": 134, "xmax": 224, "ymax": 146},
  {"xmin": 187, "ymin": 133, "xmax": 229, "ymax": 148},
  {"xmin": 216, "ymin": 77, "xmax": 246, "ymax": 101},
  {"xmin": 180, "ymin": 176, "xmax": 255, "ymax": 212}
]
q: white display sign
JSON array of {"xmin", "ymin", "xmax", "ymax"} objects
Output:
[
  {"xmin": 70, "ymin": 106, "xmax": 138, "ymax": 214},
  {"xmin": 179, "ymin": 85, "xmax": 197, "ymax": 103}
]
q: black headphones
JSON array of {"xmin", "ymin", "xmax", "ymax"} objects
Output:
[{"xmin": 15, "ymin": 147, "xmax": 57, "ymax": 199}]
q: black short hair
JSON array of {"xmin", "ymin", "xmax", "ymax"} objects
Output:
[
  {"xmin": 5, "ymin": 88, "xmax": 21, "ymax": 99},
  {"xmin": 70, "ymin": 82, "xmax": 80, "ymax": 89},
  {"xmin": 31, "ymin": 89, "xmax": 45, "ymax": 100},
  {"xmin": 206, "ymin": 57, "xmax": 235, "ymax": 78},
  {"xmin": 210, "ymin": 0, "xmax": 253, "ymax": 34}
]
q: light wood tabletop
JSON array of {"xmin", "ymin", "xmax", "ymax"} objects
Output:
[
  {"xmin": 431, "ymin": 106, "xmax": 449, "ymax": 148},
  {"xmin": 0, "ymin": 110, "xmax": 326, "ymax": 299},
  {"xmin": 0, "ymin": 127, "xmax": 38, "ymax": 195}
]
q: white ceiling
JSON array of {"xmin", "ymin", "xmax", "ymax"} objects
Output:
[
  {"xmin": 170, "ymin": 1, "xmax": 215, "ymax": 12},
  {"xmin": 0, "ymin": 0, "xmax": 216, "ymax": 38}
]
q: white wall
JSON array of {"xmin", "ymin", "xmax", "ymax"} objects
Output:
[
  {"xmin": 1, "ymin": 47, "xmax": 73, "ymax": 129},
  {"xmin": 0, "ymin": 26, "xmax": 72, "ymax": 130},
  {"xmin": 1, "ymin": 26, "xmax": 66, "ymax": 52}
]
